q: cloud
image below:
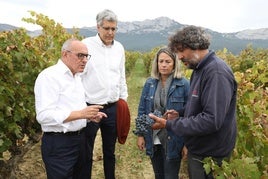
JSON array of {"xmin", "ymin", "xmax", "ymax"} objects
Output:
[{"xmin": 0, "ymin": 0, "xmax": 267, "ymax": 32}]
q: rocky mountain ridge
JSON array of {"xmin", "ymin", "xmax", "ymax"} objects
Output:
[{"xmin": 1, "ymin": 17, "xmax": 268, "ymax": 54}]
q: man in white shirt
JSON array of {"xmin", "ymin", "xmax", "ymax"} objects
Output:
[
  {"xmin": 81, "ymin": 9, "xmax": 128, "ymax": 179},
  {"xmin": 34, "ymin": 38, "xmax": 106, "ymax": 179}
]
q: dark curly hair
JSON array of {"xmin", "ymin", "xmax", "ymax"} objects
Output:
[{"xmin": 168, "ymin": 25, "xmax": 211, "ymax": 52}]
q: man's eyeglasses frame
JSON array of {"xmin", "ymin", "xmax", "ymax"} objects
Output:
[
  {"xmin": 100, "ymin": 26, "xmax": 118, "ymax": 32},
  {"xmin": 65, "ymin": 50, "xmax": 91, "ymax": 60}
]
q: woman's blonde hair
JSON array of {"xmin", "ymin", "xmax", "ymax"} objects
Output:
[{"xmin": 151, "ymin": 47, "xmax": 182, "ymax": 79}]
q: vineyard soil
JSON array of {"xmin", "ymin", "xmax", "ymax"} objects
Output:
[{"xmin": 10, "ymin": 132, "xmax": 188, "ymax": 179}]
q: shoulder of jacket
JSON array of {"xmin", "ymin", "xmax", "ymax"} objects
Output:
[
  {"xmin": 173, "ymin": 77, "xmax": 189, "ymax": 86},
  {"xmin": 146, "ymin": 77, "xmax": 158, "ymax": 83}
]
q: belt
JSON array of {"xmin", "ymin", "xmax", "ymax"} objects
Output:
[
  {"xmin": 86, "ymin": 102, "xmax": 116, "ymax": 108},
  {"xmin": 44, "ymin": 129, "xmax": 83, "ymax": 136}
]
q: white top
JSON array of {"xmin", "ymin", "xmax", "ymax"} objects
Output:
[
  {"xmin": 81, "ymin": 34, "xmax": 128, "ymax": 104},
  {"xmin": 153, "ymin": 130, "xmax": 161, "ymax": 145},
  {"xmin": 34, "ymin": 60, "xmax": 87, "ymax": 133}
]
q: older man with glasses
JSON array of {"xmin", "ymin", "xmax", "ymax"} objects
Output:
[{"xmin": 34, "ymin": 38, "xmax": 106, "ymax": 179}]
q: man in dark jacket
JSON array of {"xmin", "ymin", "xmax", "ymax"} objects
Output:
[{"xmin": 149, "ymin": 25, "xmax": 237, "ymax": 179}]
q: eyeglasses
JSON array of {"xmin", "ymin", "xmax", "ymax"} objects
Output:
[
  {"xmin": 65, "ymin": 50, "xmax": 91, "ymax": 60},
  {"xmin": 101, "ymin": 26, "xmax": 118, "ymax": 32}
]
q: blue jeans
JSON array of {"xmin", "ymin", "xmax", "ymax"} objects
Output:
[
  {"xmin": 150, "ymin": 144, "xmax": 181, "ymax": 179},
  {"xmin": 85, "ymin": 103, "xmax": 117, "ymax": 179}
]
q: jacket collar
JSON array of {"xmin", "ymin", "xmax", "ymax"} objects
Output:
[{"xmin": 195, "ymin": 50, "xmax": 215, "ymax": 70}]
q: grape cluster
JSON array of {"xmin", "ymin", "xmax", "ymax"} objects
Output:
[{"xmin": 133, "ymin": 110, "xmax": 162, "ymax": 136}]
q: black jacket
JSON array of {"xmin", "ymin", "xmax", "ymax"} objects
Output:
[{"xmin": 166, "ymin": 51, "xmax": 237, "ymax": 157}]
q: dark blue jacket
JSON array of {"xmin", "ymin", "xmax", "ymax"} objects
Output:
[
  {"xmin": 166, "ymin": 51, "xmax": 237, "ymax": 158},
  {"xmin": 138, "ymin": 77, "xmax": 190, "ymax": 159}
]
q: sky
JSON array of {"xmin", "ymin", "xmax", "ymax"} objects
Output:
[{"xmin": 1, "ymin": 0, "xmax": 268, "ymax": 33}]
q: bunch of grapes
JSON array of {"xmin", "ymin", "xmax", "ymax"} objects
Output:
[{"xmin": 133, "ymin": 110, "xmax": 162, "ymax": 136}]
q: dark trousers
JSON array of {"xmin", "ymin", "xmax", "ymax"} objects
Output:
[
  {"xmin": 187, "ymin": 153, "xmax": 229, "ymax": 179},
  {"xmin": 150, "ymin": 144, "xmax": 181, "ymax": 179},
  {"xmin": 41, "ymin": 131, "xmax": 88, "ymax": 179},
  {"xmin": 85, "ymin": 103, "xmax": 117, "ymax": 179}
]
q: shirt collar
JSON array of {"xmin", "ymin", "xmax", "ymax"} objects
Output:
[{"xmin": 57, "ymin": 59, "xmax": 74, "ymax": 76}]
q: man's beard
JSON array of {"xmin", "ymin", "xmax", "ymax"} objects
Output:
[{"xmin": 186, "ymin": 53, "xmax": 200, "ymax": 69}]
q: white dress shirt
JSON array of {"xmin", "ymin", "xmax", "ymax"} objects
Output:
[
  {"xmin": 34, "ymin": 60, "xmax": 87, "ymax": 133},
  {"xmin": 81, "ymin": 34, "xmax": 128, "ymax": 104}
]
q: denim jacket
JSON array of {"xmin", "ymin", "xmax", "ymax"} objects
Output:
[{"xmin": 137, "ymin": 77, "xmax": 190, "ymax": 159}]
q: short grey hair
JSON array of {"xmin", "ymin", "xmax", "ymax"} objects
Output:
[
  {"xmin": 96, "ymin": 9, "xmax": 118, "ymax": 26},
  {"xmin": 151, "ymin": 47, "xmax": 182, "ymax": 79},
  {"xmin": 61, "ymin": 38, "xmax": 79, "ymax": 51}
]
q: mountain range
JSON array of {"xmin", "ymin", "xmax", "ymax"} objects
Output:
[{"xmin": 1, "ymin": 17, "xmax": 268, "ymax": 54}]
